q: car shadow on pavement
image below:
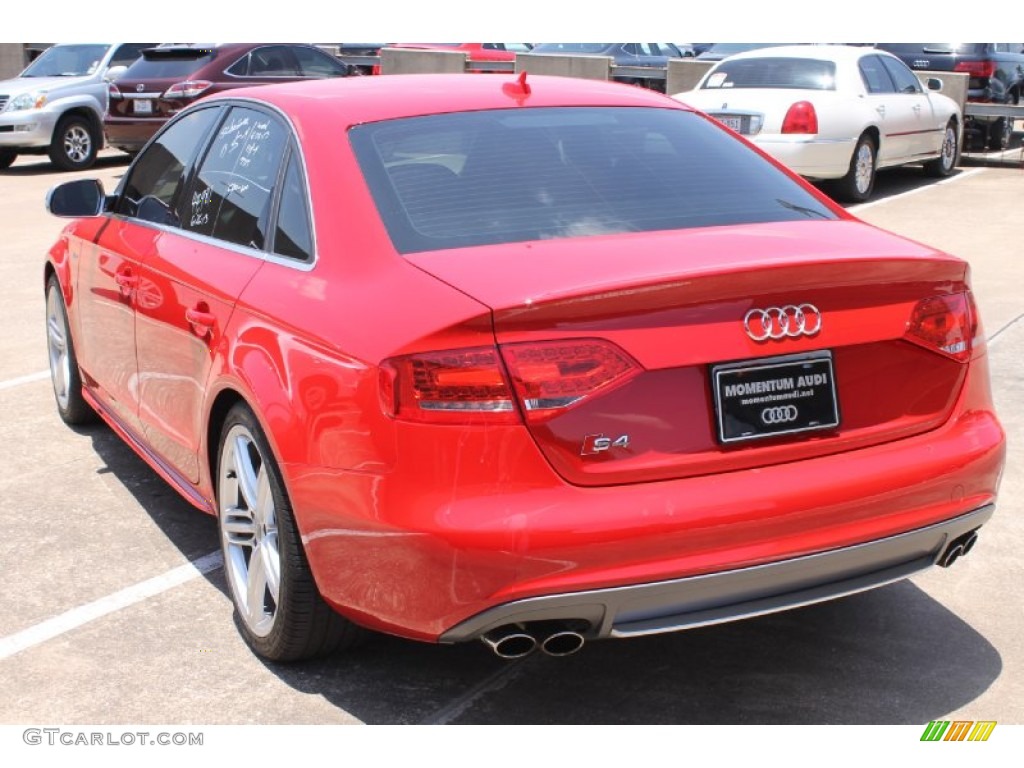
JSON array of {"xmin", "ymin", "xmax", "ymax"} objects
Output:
[
  {"xmin": 80, "ymin": 421, "xmax": 224, "ymax": 590},
  {"xmin": 262, "ymin": 573, "xmax": 1002, "ymax": 725}
]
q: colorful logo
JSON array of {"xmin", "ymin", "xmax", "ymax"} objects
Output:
[{"xmin": 921, "ymin": 721, "xmax": 997, "ymax": 742}]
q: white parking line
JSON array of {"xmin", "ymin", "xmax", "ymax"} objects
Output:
[
  {"xmin": 848, "ymin": 167, "xmax": 987, "ymax": 213},
  {"xmin": 0, "ymin": 371, "xmax": 50, "ymax": 391},
  {"xmin": 0, "ymin": 550, "xmax": 223, "ymax": 662}
]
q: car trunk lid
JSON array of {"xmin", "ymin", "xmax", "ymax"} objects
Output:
[{"xmin": 406, "ymin": 220, "xmax": 973, "ymax": 486}]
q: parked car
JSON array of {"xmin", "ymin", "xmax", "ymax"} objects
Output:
[
  {"xmin": 372, "ymin": 43, "xmax": 533, "ymax": 74},
  {"xmin": 529, "ymin": 43, "xmax": 689, "ymax": 90},
  {"xmin": 104, "ymin": 43, "xmax": 351, "ymax": 154},
  {"xmin": 874, "ymin": 43, "xmax": 1024, "ymax": 150},
  {"xmin": 695, "ymin": 43, "xmax": 789, "ymax": 61},
  {"xmin": 44, "ymin": 73, "xmax": 1004, "ymax": 662},
  {"xmin": 0, "ymin": 43, "xmax": 155, "ymax": 170},
  {"xmin": 675, "ymin": 45, "xmax": 963, "ymax": 202}
]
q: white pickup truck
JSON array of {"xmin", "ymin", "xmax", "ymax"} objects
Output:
[{"xmin": 0, "ymin": 43, "xmax": 155, "ymax": 171}]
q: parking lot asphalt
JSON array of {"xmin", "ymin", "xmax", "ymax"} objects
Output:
[{"xmin": 1, "ymin": 142, "xmax": 1022, "ymax": 727}]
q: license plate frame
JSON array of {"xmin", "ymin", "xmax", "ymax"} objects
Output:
[
  {"xmin": 133, "ymin": 99, "xmax": 153, "ymax": 115},
  {"xmin": 711, "ymin": 352, "xmax": 840, "ymax": 444}
]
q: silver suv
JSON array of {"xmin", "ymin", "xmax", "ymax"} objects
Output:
[{"xmin": 0, "ymin": 43, "xmax": 155, "ymax": 171}]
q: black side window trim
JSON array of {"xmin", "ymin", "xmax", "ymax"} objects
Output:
[{"xmin": 266, "ymin": 142, "xmax": 315, "ymax": 263}]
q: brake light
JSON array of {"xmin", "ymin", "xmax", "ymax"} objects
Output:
[
  {"xmin": 108, "ymin": 83, "xmax": 122, "ymax": 99},
  {"xmin": 781, "ymin": 101, "xmax": 818, "ymax": 134},
  {"xmin": 381, "ymin": 339, "xmax": 642, "ymax": 424},
  {"xmin": 380, "ymin": 347, "xmax": 518, "ymax": 424},
  {"xmin": 905, "ymin": 292, "xmax": 977, "ymax": 362},
  {"xmin": 163, "ymin": 80, "xmax": 213, "ymax": 99},
  {"xmin": 954, "ymin": 61, "xmax": 996, "ymax": 78},
  {"xmin": 501, "ymin": 339, "xmax": 641, "ymax": 423}
]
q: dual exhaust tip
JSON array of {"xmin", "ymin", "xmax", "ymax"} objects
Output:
[
  {"xmin": 481, "ymin": 623, "xmax": 587, "ymax": 659},
  {"xmin": 938, "ymin": 530, "xmax": 979, "ymax": 568}
]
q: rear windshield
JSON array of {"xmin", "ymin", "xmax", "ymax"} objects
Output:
[
  {"xmin": 123, "ymin": 49, "xmax": 216, "ymax": 79},
  {"xmin": 702, "ymin": 58, "xmax": 836, "ymax": 90},
  {"xmin": 350, "ymin": 107, "xmax": 837, "ymax": 254}
]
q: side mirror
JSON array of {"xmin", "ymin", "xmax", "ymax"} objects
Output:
[
  {"xmin": 46, "ymin": 179, "xmax": 107, "ymax": 217},
  {"xmin": 926, "ymin": 77, "xmax": 943, "ymax": 92},
  {"xmin": 104, "ymin": 65, "xmax": 128, "ymax": 82}
]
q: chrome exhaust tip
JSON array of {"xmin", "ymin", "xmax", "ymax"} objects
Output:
[
  {"xmin": 939, "ymin": 530, "xmax": 980, "ymax": 568},
  {"xmin": 540, "ymin": 630, "xmax": 585, "ymax": 657},
  {"xmin": 480, "ymin": 626, "xmax": 537, "ymax": 659}
]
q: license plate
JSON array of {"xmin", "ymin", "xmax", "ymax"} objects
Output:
[
  {"xmin": 712, "ymin": 353, "xmax": 840, "ymax": 443},
  {"xmin": 716, "ymin": 115, "xmax": 744, "ymax": 133},
  {"xmin": 134, "ymin": 99, "xmax": 153, "ymax": 115}
]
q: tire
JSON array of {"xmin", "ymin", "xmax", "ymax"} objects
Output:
[
  {"xmin": 987, "ymin": 116, "xmax": 1013, "ymax": 151},
  {"xmin": 831, "ymin": 133, "xmax": 877, "ymax": 203},
  {"xmin": 48, "ymin": 115, "xmax": 99, "ymax": 171},
  {"xmin": 45, "ymin": 276, "xmax": 96, "ymax": 425},
  {"xmin": 924, "ymin": 120, "xmax": 959, "ymax": 177},
  {"xmin": 217, "ymin": 403, "xmax": 365, "ymax": 661},
  {"xmin": 0, "ymin": 149, "xmax": 16, "ymax": 170}
]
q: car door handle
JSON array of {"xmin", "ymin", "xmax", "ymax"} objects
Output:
[
  {"xmin": 185, "ymin": 307, "xmax": 216, "ymax": 337},
  {"xmin": 875, "ymin": 105, "xmax": 886, "ymax": 116},
  {"xmin": 912, "ymin": 104, "xmax": 922, "ymax": 112}
]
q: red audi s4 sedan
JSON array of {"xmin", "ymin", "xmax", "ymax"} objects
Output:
[{"xmin": 44, "ymin": 73, "xmax": 1005, "ymax": 662}]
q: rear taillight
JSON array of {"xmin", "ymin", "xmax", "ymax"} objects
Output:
[
  {"xmin": 380, "ymin": 347, "xmax": 518, "ymax": 424},
  {"xmin": 501, "ymin": 339, "xmax": 641, "ymax": 423},
  {"xmin": 781, "ymin": 101, "xmax": 818, "ymax": 134},
  {"xmin": 905, "ymin": 292, "xmax": 978, "ymax": 362},
  {"xmin": 163, "ymin": 80, "xmax": 213, "ymax": 99},
  {"xmin": 108, "ymin": 83, "xmax": 122, "ymax": 100},
  {"xmin": 955, "ymin": 60, "xmax": 996, "ymax": 78},
  {"xmin": 380, "ymin": 339, "xmax": 642, "ymax": 424}
]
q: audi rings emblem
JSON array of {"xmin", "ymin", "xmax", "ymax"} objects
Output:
[
  {"xmin": 744, "ymin": 304, "xmax": 822, "ymax": 342},
  {"xmin": 761, "ymin": 405, "xmax": 799, "ymax": 425}
]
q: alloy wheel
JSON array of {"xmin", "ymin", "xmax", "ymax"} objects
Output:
[
  {"xmin": 219, "ymin": 424, "xmax": 281, "ymax": 638},
  {"xmin": 45, "ymin": 286, "xmax": 71, "ymax": 411},
  {"xmin": 63, "ymin": 124, "xmax": 92, "ymax": 164}
]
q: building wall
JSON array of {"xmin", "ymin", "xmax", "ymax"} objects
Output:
[{"xmin": 0, "ymin": 44, "xmax": 28, "ymax": 79}]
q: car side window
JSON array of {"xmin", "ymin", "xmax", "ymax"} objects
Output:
[
  {"xmin": 859, "ymin": 55, "xmax": 896, "ymax": 94},
  {"xmin": 271, "ymin": 150, "xmax": 314, "ymax": 262},
  {"xmin": 247, "ymin": 46, "xmax": 301, "ymax": 77},
  {"xmin": 117, "ymin": 106, "xmax": 222, "ymax": 225},
  {"xmin": 291, "ymin": 46, "xmax": 349, "ymax": 77},
  {"xmin": 184, "ymin": 106, "xmax": 288, "ymax": 250},
  {"xmin": 880, "ymin": 56, "xmax": 922, "ymax": 94}
]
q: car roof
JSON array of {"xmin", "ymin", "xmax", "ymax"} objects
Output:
[{"xmin": 199, "ymin": 73, "xmax": 694, "ymax": 127}]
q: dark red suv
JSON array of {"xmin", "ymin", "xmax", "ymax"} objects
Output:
[{"xmin": 105, "ymin": 43, "xmax": 350, "ymax": 154}]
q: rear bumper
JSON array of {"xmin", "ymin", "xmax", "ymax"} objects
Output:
[
  {"xmin": 440, "ymin": 504, "xmax": 993, "ymax": 642},
  {"xmin": 752, "ymin": 134, "xmax": 857, "ymax": 180},
  {"xmin": 296, "ymin": 353, "xmax": 1004, "ymax": 643},
  {"xmin": 103, "ymin": 117, "xmax": 165, "ymax": 152}
]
